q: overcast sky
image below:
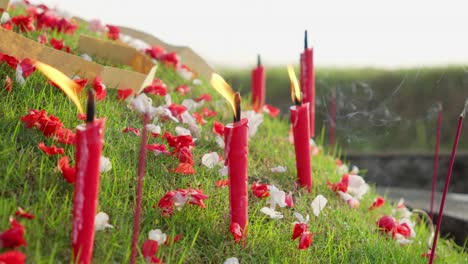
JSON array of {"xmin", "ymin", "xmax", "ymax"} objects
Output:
[{"xmin": 32, "ymin": 0, "xmax": 468, "ymax": 69}]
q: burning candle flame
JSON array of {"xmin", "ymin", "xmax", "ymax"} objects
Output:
[
  {"xmin": 210, "ymin": 73, "xmax": 240, "ymax": 121},
  {"xmin": 287, "ymin": 65, "xmax": 301, "ymax": 104},
  {"xmin": 34, "ymin": 61, "xmax": 84, "ymax": 114}
]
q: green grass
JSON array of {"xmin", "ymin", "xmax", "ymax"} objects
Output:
[{"xmin": 0, "ymin": 6, "xmax": 467, "ymax": 264}]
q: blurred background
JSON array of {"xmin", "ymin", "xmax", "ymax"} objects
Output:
[{"xmin": 32, "ymin": 0, "xmax": 468, "ymax": 192}]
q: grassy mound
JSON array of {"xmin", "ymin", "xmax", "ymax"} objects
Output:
[{"xmin": 0, "ymin": 4, "xmax": 467, "ymax": 263}]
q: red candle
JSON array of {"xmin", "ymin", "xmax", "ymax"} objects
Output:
[
  {"xmin": 224, "ymin": 118, "xmax": 249, "ymax": 230},
  {"xmin": 430, "ymin": 104, "xmax": 442, "ymax": 219},
  {"xmin": 429, "ymin": 99, "xmax": 467, "ymax": 264},
  {"xmin": 300, "ymin": 30, "xmax": 315, "ymax": 137},
  {"xmin": 251, "ymin": 55, "xmax": 265, "ymax": 112},
  {"xmin": 330, "ymin": 88, "xmax": 336, "ymax": 148},
  {"xmin": 288, "ymin": 65, "xmax": 312, "ymax": 192},
  {"xmin": 211, "ymin": 74, "xmax": 249, "ymax": 239},
  {"xmin": 73, "ymin": 90, "xmax": 105, "ymax": 264}
]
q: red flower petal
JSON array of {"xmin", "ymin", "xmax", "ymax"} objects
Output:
[
  {"xmin": 146, "ymin": 143, "xmax": 169, "ymax": 155},
  {"xmin": 1, "ymin": 54, "xmax": 19, "ymax": 69},
  {"xmin": 212, "ymin": 121, "xmax": 225, "ymax": 136},
  {"xmin": 168, "ymin": 104, "xmax": 187, "ymax": 119},
  {"xmin": 175, "ymin": 84, "xmax": 190, "ymax": 95},
  {"xmin": 57, "ymin": 156, "xmax": 76, "ymax": 183},
  {"xmin": 158, "ymin": 191, "xmax": 175, "ymax": 217},
  {"xmin": 292, "ymin": 223, "xmax": 308, "ymax": 240},
  {"xmin": 174, "ymin": 147, "xmax": 193, "ymax": 164},
  {"xmin": 251, "ymin": 182, "xmax": 270, "ymax": 198},
  {"xmin": 15, "ymin": 207, "xmax": 35, "ymax": 220},
  {"xmin": 93, "ymin": 76, "xmax": 106, "ymax": 101},
  {"xmin": 194, "ymin": 93, "xmax": 212, "ymax": 102},
  {"xmin": 395, "ymin": 223, "xmax": 411, "ymax": 238},
  {"xmin": 11, "ymin": 14, "xmax": 35, "ymax": 32},
  {"xmin": 106, "ymin": 24, "xmax": 120, "ymax": 40},
  {"xmin": 145, "ymin": 46, "xmax": 166, "ymax": 59},
  {"xmin": 263, "ymin": 104, "xmax": 280, "ymax": 118},
  {"xmin": 173, "ymin": 163, "xmax": 195, "ymax": 175},
  {"xmin": 192, "ymin": 112, "xmax": 207, "ymax": 125},
  {"xmin": 159, "ymin": 52, "xmax": 179, "ymax": 67},
  {"xmin": 326, "ymin": 174, "xmax": 349, "ymax": 193},
  {"xmin": 0, "ymin": 250, "xmax": 26, "ymax": 264},
  {"xmin": 123, "ymin": 127, "xmax": 140, "ymax": 136},
  {"xmin": 215, "ymin": 179, "xmax": 229, "ymax": 188},
  {"xmin": 54, "ymin": 127, "xmax": 75, "ymax": 145},
  {"xmin": 117, "ymin": 88, "xmax": 133, "ymax": 101},
  {"xmin": 298, "ymin": 231, "xmax": 313, "ymax": 249},
  {"xmin": 38, "ymin": 142, "xmax": 64, "ymax": 156},
  {"xmin": 285, "ymin": 192, "xmax": 294, "ymax": 207},
  {"xmin": 77, "ymin": 113, "xmax": 87, "ymax": 121},
  {"xmin": 4, "ymin": 75, "xmax": 12, "ymax": 92},
  {"xmin": 376, "ymin": 215, "xmax": 396, "ymax": 235},
  {"xmin": 201, "ymin": 107, "xmax": 217, "ymax": 118},
  {"xmin": 37, "ymin": 33, "xmax": 48, "ymax": 44},
  {"xmin": 0, "ymin": 218, "xmax": 27, "ymax": 248},
  {"xmin": 50, "ymin": 38, "xmax": 64, "ymax": 50},
  {"xmin": 19, "ymin": 58, "xmax": 36, "ymax": 78},
  {"xmin": 73, "ymin": 78, "xmax": 88, "ymax": 94},
  {"xmin": 230, "ymin": 222, "xmax": 244, "ymax": 242},
  {"xmin": 369, "ymin": 196, "xmax": 385, "ymax": 211},
  {"xmin": 2, "ymin": 21, "xmax": 13, "ymax": 31},
  {"xmin": 142, "ymin": 239, "xmax": 159, "ymax": 261}
]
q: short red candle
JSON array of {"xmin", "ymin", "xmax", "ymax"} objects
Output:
[
  {"xmin": 224, "ymin": 118, "xmax": 249, "ymax": 231},
  {"xmin": 251, "ymin": 59, "xmax": 265, "ymax": 112},
  {"xmin": 72, "ymin": 118, "xmax": 105, "ymax": 264},
  {"xmin": 290, "ymin": 103, "xmax": 312, "ymax": 192},
  {"xmin": 300, "ymin": 33, "xmax": 315, "ymax": 137}
]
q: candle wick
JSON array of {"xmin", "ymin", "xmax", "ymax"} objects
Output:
[
  {"xmin": 234, "ymin": 93, "xmax": 241, "ymax": 123},
  {"xmin": 257, "ymin": 54, "xmax": 261, "ymax": 67},
  {"xmin": 86, "ymin": 89, "xmax": 95, "ymax": 123},
  {"xmin": 461, "ymin": 98, "xmax": 468, "ymax": 117},
  {"xmin": 304, "ymin": 30, "xmax": 308, "ymax": 50}
]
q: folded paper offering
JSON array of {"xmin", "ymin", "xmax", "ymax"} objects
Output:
[
  {"xmin": 0, "ymin": 28, "xmax": 156, "ymax": 92},
  {"xmin": 77, "ymin": 35, "xmax": 155, "ymax": 74}
]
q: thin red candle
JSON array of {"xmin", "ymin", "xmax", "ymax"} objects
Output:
[
  {"xmin": 288, "ymin": 65, "xmax": 312, "ymax": 192},
  {"xmin": 330, "ymin": 88, "xmax": 336, "ymax": 148},
  {"xmin": 430, "ymin": 104, "xmax": 442, "ymax": 219},
  {"xmin": 251, "ymin": 55, "xmax": 265, "ymax": 112},
  {"xmin": 429, "ymin": 99, "xmax": 467, "ymax": 264},
  {"xmin": 300, "ymin": 30, "xmax": 315, "ymax": 137},
  {"xmin": 224, "ymin": 117, "xmax": 249, "ymax": 231},
  {"xmin": 129, "ymin": 113, "xmax": 150, "ymax": 264},
  {"xmin": 73, "ymin": 90, "xmax": 105, "ymax": 264}
]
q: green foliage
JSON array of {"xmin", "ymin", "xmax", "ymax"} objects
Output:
[{"xmin": 0, "ymin": 7, "xmax": 467, "ymax": 263}]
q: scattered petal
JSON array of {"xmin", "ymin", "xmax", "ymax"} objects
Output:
[
  {"xmin": 262, "ymin": 104, "xmax": 280, "ymax": 117},
  {"xmin": 0, "ymin": 250, "xmax": 26, "ymax": 264},
  {"xmin": 38, "ymin": 142, "xmax": 64, "ymax": 156},
  {"xmin": 270, "ymin": 166, "xmax": 287, "ymax": 173},
  {"xmin": 146, "ymin": 124, "xmax": 161, "ymax": 137},
  {"xmin": 148, "ymin": 229, "xmax": 167, "ymax": 245},
  {"xmin": 93, "ymin": 76, "xmax": 106, "ymax": 101},
  {"xmin": 122, "ymin": 127, "xmax": 140, "ymax": 136},
  {"xmin": 117, "ymin": 88, "xmax": 133, "ymax": 101},
  {"xmin": 202, "ymin": 152, "xmax": 220, "ymax": 169},
  {"xmin": 95, "ymin": 212, "xmax": 114, "ymax": 231},
  {"xmin": 369, "ymin": 196, "xmax": 385, "ymax": 211},
  {"xmin": 230, "ymin": 222, "xmax": 244, "ymax": 242},
  {"xmin": 251, "ymin": 182, "xmax": 270, "ymax": 198},
  {"xmin": 15, "ymin": 208, "xmax": 34, "ymax": 220},
  {"xmin": 0, "ymin": 218, "xmax": 26, "ymax": 248},
  {"xmin": 100, "ymin": 156, "xmax": 112, "ymax": 173},
  {"xmin": 311, "ymin": 194, "xmax": 328, "ymax": 217},
  {"xmin": 4, "ymin": 75, "xmax": 12, "ymax": 91},
  {"xmin": 174, "ymin": 163, "xmax": 195, "ymax": 175},
  {"xmin": 215, "ymin": 179, "xmax": 229, "ymax": 188},
  {"xmin": 142, "ymin": 239, "xmax": 161, "ymax": 263},
  {"xmin": 260, "ymin": 207, "xmax": 284, "ymax": 219},
  {"xmin": 224, "ymin": 257, "xmax": 239, "ymax": 264},
  {"xmin": 57, "ymin": 156, "xmax": 76, "ymax": 183},
  {"xmin": 175, "ymin": 126, "xmax": 191, "ymax": 136},
  {"xmin": 285, "ymin": 192, "xmax": 294, "ymax": 207},
  {"xmin": 298, "ymin": 231, "xmax": 313, "ymax": 249},
  {"xmin": 268, "ymin": 185, "xmax": 287, "ymax": 208}
]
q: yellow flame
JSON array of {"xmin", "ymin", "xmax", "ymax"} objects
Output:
[
  {"xmin": 287, "ymin": 65, "xmax": 301, "ymax": 103},
  {"xmin": 210, "ymin": 73, "xmax": 238, "ymax": 117},
  {"xmin": 34, "ymin": 61, "xmax": 84, "ymax": 114}
]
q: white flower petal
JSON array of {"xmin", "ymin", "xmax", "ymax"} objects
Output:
[
  {"xmin": 193, "ymin": 79, "xmax": 203, "ymax": 86},
  {"xmin": 347, "ymin": 175, "xmax": 369, "ymax": 199},
  {"xmin": 241, "ymin": 110, "xmax": 263, "ymax": 137},
  {"xmin": 173, "ymin": 192, "xmax": 188, "ymax": 209},
  {"xmin": 202, "ymin": 152, "xmax": 219, "ymax": 169},
  {"xmin": 260, "ymin": 207, "xmax": 283, "ymax": 219},
  {"xmin": 81, "ymin": 53, "xmax": 93, "ymax": 61},
  {"xmin": 270, "ymin": 166, "xmax": 287, "ymax": 173},
  {"xmin": 294, "ymin": 212, "xmax": 305, "ymax": 223},
  {"xmin": 148, "ymin": 229, "xmax": 167, "ymax": 245},
  {"xmin": 224, "ymin": 257, "xmax": 239, "ymax": 264},
  {"xmin": 175, "ymin": 126, "xmax": 191, "ymax": 136},
  {"xmin": 177, "ymin": 67, "xmax": 193, "ymax": 80},
  {"xmin": 1, "ymin": 12, "xmax": 10, "ymax": 24},
  {"xmin": 164, "ymin": 94, "xmax": 172, "ymax": 106},
  {"xmin": 181, "ymin": 111, "xmax": 196, "ymax": 125},
  {"xmin": 218, "ymin": 166, "xmax": 228, "ymax": 177},
  {"xmin": 100, "ymin": 156, "xmax": 112, "ymax": 173},
  {"xmin": 146, "ymin": 124, "xmax": 161, "ymax": 135},
  {"xmin": 268, "ymin": 185, "xmax": 287, "ymax": 209},
  {"xmin": 130, "ymin": 94, "xmax": 156, "ymax": 116},
  {"xmin": 337, "ymin": 164, "xmax": 349, "ymax": 176},
  {"xmin": 95, "ymin": 212, "xmax": 113, "ymax": 231},
  {"xmin": 182, "ymin": 99, "xmax": 203, "ymax": 112},
  {"xmin": 15, "ymin": 65, "xmax": 25, "ymax": 85},
  {"xmin": 215, "ymin": 135, "xmax": 225, "ymax": 149},
  {"xmin": 311, "ymin": 194, "xmax": 328, "ymax": 217}
]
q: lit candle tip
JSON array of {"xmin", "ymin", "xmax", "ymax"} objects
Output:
[{"xmin": 87, "ymin": 89, "xmax": 95, "ymax": 123}]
